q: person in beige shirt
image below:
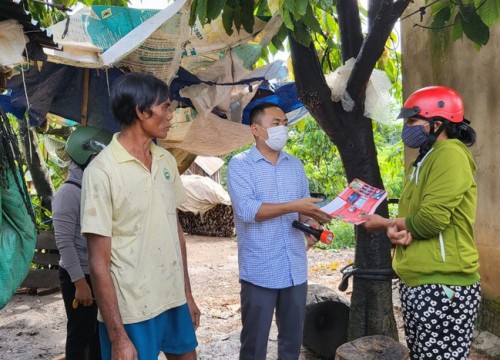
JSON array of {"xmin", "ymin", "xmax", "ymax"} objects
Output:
[{"xmin": 81, "ymin": 72, "xmax": 200, "ymax": 360}]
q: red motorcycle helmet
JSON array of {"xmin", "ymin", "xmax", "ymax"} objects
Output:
[{"xmin": 397, "ymin": 86, "xmax": 464, "ymax": 123}]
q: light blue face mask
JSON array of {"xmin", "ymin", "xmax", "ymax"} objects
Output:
[
  {"xmin": 401, "ymin": 124, "xmax": 430, "ymax": 149},
  {"xmin": 264, "ymin": 125, "xmax": 289, "ymax": 151}
]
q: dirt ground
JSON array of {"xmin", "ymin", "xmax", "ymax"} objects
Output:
[{"xmin": 0, "ymin": 235, "xmax": 492, "ymax": 359}]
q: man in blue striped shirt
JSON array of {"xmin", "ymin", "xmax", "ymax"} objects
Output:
[{"xmin": 227, "ymin": 103, "xmax": 332, "ymax": 360}]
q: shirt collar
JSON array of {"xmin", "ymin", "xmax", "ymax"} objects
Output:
[
  {"xmin": 110, "ymin": 133, "xmax": 165, "ymax": 164},
  {"xmin": 249, "ymin": 145, "xmax": 289, "ymax": 164}
]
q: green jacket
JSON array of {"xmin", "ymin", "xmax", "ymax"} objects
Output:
[{"xmin": 394, "ymin": 139, "xmax": 480, "ymax": 287}]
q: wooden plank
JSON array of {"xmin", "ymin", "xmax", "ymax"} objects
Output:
[
  {"xmin": 36, "ymin": 230, "xmax": 57, "ymax": 250},
  {"xmin": 20, "ymin": 230, "xmax": 60, "ymax": 290},
  {"xmin": 32, "ymin": 252, "xmax": 60, "ymax": 266},
  {"xmin": 21, "ymin": 269, "xmax": 60, "ymax": 289}
]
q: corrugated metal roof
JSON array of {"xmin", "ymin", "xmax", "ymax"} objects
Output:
[{"xmin": 0, "ymin": 0, "xmax": 60, "ymax": 60}]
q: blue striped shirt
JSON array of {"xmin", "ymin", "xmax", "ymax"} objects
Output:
[{"xmin": 227, "ymin": 146, "xmax": 310, "ymax": 289}]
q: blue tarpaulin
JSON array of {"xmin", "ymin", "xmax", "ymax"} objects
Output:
[{"xmin": 241, "ymin": 82, "xmax": 308, "ymax": 126}]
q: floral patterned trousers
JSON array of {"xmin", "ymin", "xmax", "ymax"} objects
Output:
[{"xmin": 399, "ymin": 281, "xmax": 481, "ymax": 360}]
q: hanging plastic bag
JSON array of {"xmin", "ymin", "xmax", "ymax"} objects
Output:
[{"xmin": 325, "ymin": 58, "xmax": 394, "ymax": 124}]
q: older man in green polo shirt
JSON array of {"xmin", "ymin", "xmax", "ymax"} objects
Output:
[{"xmin": 81, "ymin": 72, "xmax": 200, "ymax": 360}]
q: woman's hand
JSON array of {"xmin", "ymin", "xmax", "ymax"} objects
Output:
[
  {"xmin": 359, "ymin": 215, "xmax": 413, "ymax": 246},
  {"xmin": 387, "ymin": 222, "xmax": 413, "ymax": 246},
  {"xmin": 358, "ymin": 214, "xmax": 392, "ymax": 231},
  {"xmin": 74, "ymin": 277, "xmax": 93, "ymax": 307}
]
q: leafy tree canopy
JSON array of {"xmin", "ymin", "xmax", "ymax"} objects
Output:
[
  {"xmin": 190, "ymin": 0, "xmax": 500, "ymax": 51},
  {"xmin": 426, "ymin": 0, "xmax": 500, "ymax": 47}
]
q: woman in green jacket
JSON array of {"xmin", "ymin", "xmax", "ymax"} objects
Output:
[{"xmin": 361, "ymin": 86, "xmax": 480, "ymax": 360}]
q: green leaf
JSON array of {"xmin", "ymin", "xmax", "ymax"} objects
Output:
[
  {"xmin": 291, "ymin": 22, "xmax": 312, "ymax": 47},
  {"xmin": 189, "ymin": 0, "xmax": 199, "ymax": 26},
  {"xmin": 222, "ymin": 3, "xmax": 234, "ymax": 35},
  {"xmin": 451, "ymin": 13, "xmax": 463, "ymax": 41},
  {"xmin": 385, "ymin": 60, "xmax": 395, "ymax": 83},
  {"xmin": 196, "ymin": 0, "xmax": 208, "ymax": 25},
  {"xmin": 294, "ymin": 0, "xmax": 308, "ymax": 16},
  {"xmin": 302, "ymin": 4, "xmax": 322, "ymax": 34},
  {"xmin": 324, "ymin": 12, "xmax": 338, "ymax": 34},
  {"xmin": 475, "ymin": 0, "xmax": 500, "ymax": 27},
  {"xmin": 429, "ymin": 0, "xmax": 452, "ymax": 16},
  {"xmin": 52, "ymin": 0, "xmax": 77, "ymax": 7},
  {"xmin": 460, "ymin": 2, "xmax": 490, "ymax": 45},
  {"xmin": 281, "ymin": 8, "xmax": 295, "ymax": 30},
  {"xmin": 259, "ymin": 46, "xmax": 270, "ymax": 64},
  {"xmin": 255, "ymin": 0, "xmax": 271, "ymax": 16},
  {"xmin": 431, "ymin": 5, "xmax": 451, "ymax": 30},
  {"xmin": 82, "ymin": 0, "xmax": 128, "ymax": 5},
  {"xmin": 284, "ymin": 0, "xmax": 296, "ymax": 16},
  {"xmin": 240, "ymin": 0, "xmax": 255, "ymax": 33},
  {"xmin": 311, "ymin": 0, "xmax": 336, "ymax": 12},
  {"xmin": 207, "ymin": 0, "xmax": 226, "ymax": 21},
  {"xmin": 232, "ymin": 2, "xmax": 242, "ymax": 33},
  {"xmin": 271, "ymin": 24, "xmax": 288, "ymax": 50},
  {"xmin": 295, "ymin": 118, "xmax": 307, "ymax": 131},
  {"xmin": 268, "ymin": 41, "xmax": 279, "ymax": 56}
]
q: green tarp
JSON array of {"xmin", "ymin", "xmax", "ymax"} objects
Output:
[
  {"xmin": 0, "ymin": 166, "xmax": 37, "ymax": 309},
  {"xmin": 0, "ymin": 115, "xmax": 37, "ymax": 309}
]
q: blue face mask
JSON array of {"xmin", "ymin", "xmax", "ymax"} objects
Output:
[{"xmin": 401, "ymin": 124, "xmax": 430, "ymax": 149}]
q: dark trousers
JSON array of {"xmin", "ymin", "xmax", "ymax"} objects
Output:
[
  {"xmin": 59, "ymin": 267, "xmax": 101, "ymax": 360},
  {"xmin": 239, "ymin": 280, "xmax": 307, "ymax": 360}
]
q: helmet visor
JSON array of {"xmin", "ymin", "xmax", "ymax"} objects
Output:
[
  {"xmin": 397, "ymin": 106, "xmax": 421, "ymax": 119},
  {"xmin": 82, "ymin": 138, "xmax": 109, "ymax": 154}
]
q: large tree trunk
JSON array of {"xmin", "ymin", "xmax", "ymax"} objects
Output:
[
  {"xmin": 290, "ymin": 38, "xmax": 396, "ymax": 340},
  {"xmin": 289, "ymin": 0, "xmax": 410, "ymax": 341},
  {"xmin": 18, "ymin": 118, "xmax": 54, "ymax": 212}
]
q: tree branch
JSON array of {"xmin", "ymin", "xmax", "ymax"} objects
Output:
[
  {"xmin": 289, "ymin": 36, "xmax": 333, "ymax": 111},
  {"xmin": 337, "ymin": 0, "xmax": 364, "ymax": 62},
  {"xmin": 368, "ymin": 0, "xmax": 384, "ymax": 30},
  {"xmin": 290, "ymin": 37, "xmax": 341, "ymax": 143},
  {"xmin": 346, "ymin": 0, "xmax": 410, "ymax": 105}
]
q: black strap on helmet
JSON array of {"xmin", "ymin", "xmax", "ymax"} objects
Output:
[{"xmin": 412, "ymin": 117, "xmax": 448, "ymax": 167}]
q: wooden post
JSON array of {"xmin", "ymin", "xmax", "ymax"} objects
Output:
[{"xmin": 335, "ymin": 335, "xmax": 410, "ymax": 360}]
